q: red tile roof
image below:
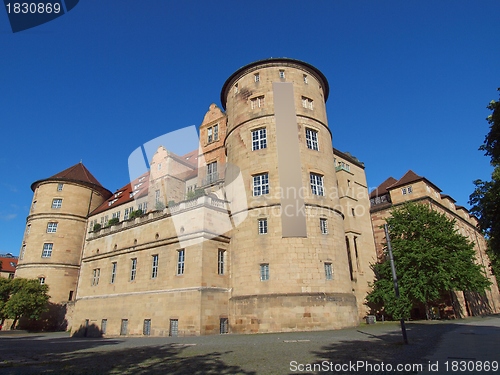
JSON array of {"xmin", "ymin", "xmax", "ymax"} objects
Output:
[
  {"xmin": 90, "ymin": 171, "xmax": 150, "ymax": 216},
  {"xmin": 0, "ymin": 256, "xmax": 17, "ymax": 273},
  {"xmin": 31, "ymin": 162, "xmax": 112, "ymax": 198},
  {"xmin": 370, "ymin": 177, "xmax": 397, "ymax": 198}
]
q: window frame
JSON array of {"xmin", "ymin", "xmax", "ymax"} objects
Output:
[
  {"xmin": 51, "ymin": 198, "xmax": 62, "ymax": 209},
  {"xmin": 251, "ymin": 128, "xmax": 267, "ymax": 151},
  {"xmin": 111, "ymin": 262, "xmax": 117, "ymax": 284},
  {"xmin": 218, "ymin": 249, "xmax": 225, "ymax": 275},
  {"xmin": 260, "ymin": 263, "xmax": 270, "ymax": 281},
  {"xmin": 130, "ymin": 258, "xmax": 137, "ymax": 281},
  {"xmin": 258, "ymin": 218, "xmax": 268, "ymax": 235},
  {"xmin": 324, "ymin": 263, "xmax": 333, "ymax": 280},
  {"xmin": 310, "ymin": 173, "xmax": 325, "ymax": 196},
  {"xmin": 177, "ymin": 249, "xmax": 185, "ymax": 275},
  {"xmin": 320, "ymin": 218, "xmax": 328, "ymax": 234},
  {"xmin": 47, "ymin": 222, "xmax": 58, "ymax": 233},
  {"xmin": 305, "ymin": 128, "xmax": 319, "ymax": 151},
  {"xmin": 151, "ymin": 254, "xmax": 159, "ymax": 279},
  {"xmin": 41, "ymin": 243, "xmax": 53, "ymax": 258},
  {"xmin": 253, "ymin": 173, "xmax": 269, "ymax": 196}
]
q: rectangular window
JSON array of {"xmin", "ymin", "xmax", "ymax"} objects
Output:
[
  {"xmin": 39, "ymin": 277, "xmax": 45, "ymax": 285},
  {"xmin": 279, "ymin": 69, "xmax": 285, "ymax": 79},
  {"xmin": 214, "ymin": 124, "xmax": 219, "ymax": 141},
  {"xmin": 32, "ymin": 200, "xmax": 37, "ymax": 211},
  {"xmin": 120, "ymin": 319, "xmax": 128, "ymax": 335},
  {"xmin": 124, "ymin": 208, "xmax": 130, "ymax": 220},
  {"xmin": 47, "ymin": 222, "xmax": 58, "ymax": 233},
  {"xmin": 320, "ymin": 218, "xmax": 328, "ymax": 234},
  {"xmin": 251, "ymin": 128, "xmax": 267, "ymax": 151},
  {"xmin": 42, "ymin": 243, "xmax": 53, "ymax": 258},
  {"xmin": 260, "ymin": 263, "xmax": 270, "ymax": 281},
  {"xmin": 152, "ymin": 254, "xmax": 159, "ymax": 279},
  {"xmin": 130, "ymin": 258, "xmax": 137, "ymax": 281},
  {"xmin": 303, "ymin": 74, "xmax": 308, "ymax": 84},
  {"xmin": 234, "ymin": 83, "xmax": 238, "ymax": 94},
  {"xmin": 254, "ymin": 73, "xmax": 260, "ymax": 82},
  {"xmin": 207, "ymin": 161, "xmax": 218, "ymax": 184},
  {"xmin": 325, "ymin": 263, "xmax": 333, "ymax": 280},
  {"xmin": 402, "ymin": 188, "xmax": 407, "ymax": 195},
  {"xmin": 250, "ymin": 95, "xmax": 265, "ymax": 109},
  {"xmin": 177, "ymin": 249, "xmax": 185, "ymax": 275},
  {"xmin": 155, "ymin": 189, "xmax": 161, "ymax": 203},
  {"xmin": 253, "ymin": 173, "xmax": 269, "ymax": 196},
  {"xmin": 92, "ymin": 268, "xmax": 100, "ymax": 286},
  {"xmin": 26, "ymin": 224, "xmax": 31, "ymax": 235},
  {"xmin": 169, "ymin": 319, "xmax": 178, "ymax": 337},
  {"xmin": 111, "ymin": 262, "xmax": 117, "ymax": 284},
  {"xmin": 218, "ymin": 249, "xmax": 225, "ymax": 275},
  {"xmin": 220, "ymin": 318, "xmax": 229, "ymax": 334},
  {"xmin": 20, "ymin": 245, "xmax": 26, "ymax": 260},
  {"xmin": 407, "ymin": 186, "xmax": 413, "ymax": 194},
  {"xmin": 51, "ymin": 199, "xmax": 62, "ymax": 209},
  {"xmin": 208, "ymin": 127, "xmax": 213, "ymax": 143},
  {"xmin": 57, "ymin": 183, "xmax": 64, "ymax": 191},
  {"xmin": 302, "ymin": 96, "xmax": 313, "ymax": 110},
  {"xmin": 305, "ymin": 128, "xmax": 319, "ymax": 151},
  {"xmin": 258, "ymin": 218, "xmax": 268, "ymax": 235},
  {"xmin": 143, "ymin": 319, "xmax": 151, "ymax": 336},
  {"xmin": 101, "ymin": 319, "xmax": 107, "ymax": 334},
  {"xmin": 310, "ymin": 173, "xmax": 324, "ymax": 196}
]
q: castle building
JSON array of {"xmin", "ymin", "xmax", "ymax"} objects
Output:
[
  {"xmin": 16, "ymin": 58, "xmax": 497, "ymax": 336},
  {"xmin": 370, "ymin": 170, "xmax": 500, "ymax": 318}
]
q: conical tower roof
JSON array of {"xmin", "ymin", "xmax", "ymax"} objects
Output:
[{"xmin": 31, "ymin": 162, "xmax": 112, "ymax": 198}]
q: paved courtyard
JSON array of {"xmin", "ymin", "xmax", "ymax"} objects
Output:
[{"xmin": 0, "ymin": 315, "xmax": 499, "ymax": 374}]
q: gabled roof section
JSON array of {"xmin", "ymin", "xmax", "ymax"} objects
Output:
[
  {"xmin": 90, "ymin": 171, "xmax": 150, "ymax": 217},
  {"xmin": 0, "ymin": 256, "xmax": 17, "ymax": 273},
  {"xmin": 388, "ymin": 170, "xmax": 442, "ymax": 193},
  {"xmin": 369, "ymin": 177, "xmax": 398, "ymax": 199},
  {"xmin": 31, "ymin": 162, "xmax": 112, "ymax": 198}
]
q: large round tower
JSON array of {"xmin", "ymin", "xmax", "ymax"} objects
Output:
[
  {"xmin": 16, "ymin": 163, "xmax": 112, "ymax": 304},
  {"xmin": 221, "ymin": 58, "xmax": 359, "ymax": 333}
]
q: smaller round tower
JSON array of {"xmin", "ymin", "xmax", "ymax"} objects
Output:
[{"xmin": 16, "ymin": 163, "xmax": 112, "ymax": 304}]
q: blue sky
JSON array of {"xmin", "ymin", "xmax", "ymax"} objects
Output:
[{"xmin": 1, "ymin": 1, "xmax": 498, "ymax": 256}]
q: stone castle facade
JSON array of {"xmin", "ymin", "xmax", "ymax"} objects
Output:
[{"xmin": 15, "ymin": 58, "xmax": 499, "ymax": 335}]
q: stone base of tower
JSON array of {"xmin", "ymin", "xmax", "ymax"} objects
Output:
[{"xmin": 229, "ymin": 292, "xmax": 359, "ymax": 334}]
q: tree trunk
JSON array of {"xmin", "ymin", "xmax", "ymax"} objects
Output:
[
  {"xmin": 10, "ymin": 317, "xmax": 18, "ymax": 330},
  {"xmin": 425, "ymin": 303, "xmax": 430, "ymax": 320}
]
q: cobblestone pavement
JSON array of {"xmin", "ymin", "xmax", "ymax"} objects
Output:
[{"xmin": 0, "ymin": 315, "xmax": 498, "ymax": 374}]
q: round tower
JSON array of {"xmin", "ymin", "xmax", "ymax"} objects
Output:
[
  {"xmin": 221, "ymin": 58, "xmax": 358, "ymax": 333},
  {"xmin": 16, "ymin": 163, "xmax": 112, "ymax": 304}
]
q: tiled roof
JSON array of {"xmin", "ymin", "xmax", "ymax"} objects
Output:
[
  {"xmin": 389, "ymin": 170, "xmax": 442, "ymax": 192},
  {"xmin": 370, "ymin": 177, "xmax": 398, "ymax": 199},
  {"xmin": 0, "ymin": 256, "xmax": 17, "ymax": 273},
  {"xmin": 31, "ymin": 162, "xmax": 112, "ymax": 198},
  {"xmin": 90, "ymin": 171, "xmax": 150, "ymax": 216}
]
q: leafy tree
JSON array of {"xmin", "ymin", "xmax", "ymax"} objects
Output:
[
  {"xmin": 367, "ymin": 202, "xmax": 491, "ymax": 320},
  {"xmin": 469, "ymin": 89, "xmax": 500, "ymax": 272},
  {"xmin": 0, "ymin": 277, "xmax": 11, "ymax": 326},
  {"xmin": 3, "ymin": 278, "xmax": 50, "ymax": 329}
]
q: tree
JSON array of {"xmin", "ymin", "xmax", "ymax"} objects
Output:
[
  {"xmin": 3, "ymin": 278, "xmax": 50, "ymax": 329},
  {"xmin": 469, "ymin": 89, "xmax": 500, "ymax": 272},
  {"xmin": 0, "ymin": 278, "xmax": 11, "ymax": 326},
  {"xmin": 367, "ymin": 202, "xmax": 491, "ymax": 320}
]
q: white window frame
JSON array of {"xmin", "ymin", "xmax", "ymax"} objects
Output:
[
  {"xmin": 42, "ymin": 243, "xmax": 53, "ymax": 258},
  {"xmin": 51, "ymin": 199, "xmax": 62, "ymax": 209},
  {"xmin": 279, "ymin": 69, "xmax": 285, "ymax": 79},
  {"xmin": 325, "ymin": 263, "xmax": 333, "ymax": 280},
  {"xmin": 218, "ymin": 249, "xmax": 225, "ymax": 275},
  {"xmin": 305, "ymin": 128, "xmax": 319, "ymax": 151},
  {"xmin": 254, "ymin": 73, "xmax": 260, "ymax": 82},
  {"xmin": 260, "ymin": 263, "xmax": 269, "ymax": 281},
  {"xmin": 111, "ymin": 262, "xmax": 117, "ymax": 284},
  {"xmin": 39, "ymin": 277, "xmax": 45, "ymax": 285},
  {"xmin": 213, "ymin": 124, "xmax": 219, "ymax": 141},
  {"xmin": 310, "ymin": 173, "xmax": 324, "ymax": 196},
  {"xmin": 208, "ymin": 127, "xmax": 213, "ymax": 143},
  {"xmin": 57, "ymin": 183, "xmax": 64, "ymax": 191},
  {"xmin": 92, "ymin": 268, "xmax": 100, "ymax": 286},
  {"xmin": 250, "ymin": 95, "xmax": 265, "ymax": 109},
  {"xmin": 130, "ymin": 258, "xmax": 137, "ymax": 281},
  {"xmin": 258, "ymin": 218, "xmax": 268, "ymax": 235},
  {"xmin": 177, "ymin": 249, "xmax": 185, "ymax": 275},
  {"xmin": 151, "ymin": 254, "xmax": 159, "ymax": 279},
  {"xmin": 47, "ymin": 222, "xmax": 58, "ymax": 233},
  {"xmin": 320, "ymin": 218, "xmax": 328, "ymax": 234},
  {"xmin": 253, "ymin": 173, "xmax": 269, "ymax": 196},
  {"xmin": 252, "ymin": 128, "xmax": 267, "ymax": 151}
]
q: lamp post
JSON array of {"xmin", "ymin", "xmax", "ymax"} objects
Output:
[{"xmin": 384, "ymin": 224, "xmax": 409, "ymax": 344}]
